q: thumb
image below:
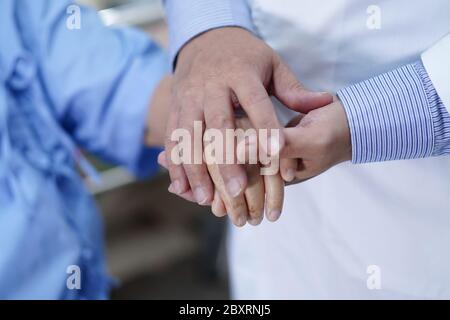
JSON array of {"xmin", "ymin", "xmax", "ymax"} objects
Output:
[{"xmin": 272, "ymin": 55, "xmax": 333, "ymax": 113}]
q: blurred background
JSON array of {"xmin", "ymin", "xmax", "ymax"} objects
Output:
[{"xmin": 77, "ymin": 0, "xmax": 229, "ymax": 299}]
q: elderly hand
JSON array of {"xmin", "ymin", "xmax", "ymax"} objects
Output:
[
  {"xmin": 207, "ymin": 116, "xmax": 284, "ymax": 226},
  {"xmin": 159, "ymin": 115, "xmax": 285, "ymax": 227},
  {"xmin": 165, "ymin": 27, "xmax": 333, "ymax": 207}
]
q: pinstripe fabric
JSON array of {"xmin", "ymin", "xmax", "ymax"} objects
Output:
[
  {"xmin": 163, "ymin": 0, "xmax": 255, "ymax": 66},
  {"xmin": 415, "ymin": 62, "xmax": 450, "ymax": 157},
  {"xmin": 338, "ymin": 61, "xmax": 449, "ymax": 164}
]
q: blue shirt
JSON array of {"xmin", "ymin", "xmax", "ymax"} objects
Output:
[
  {"xmin": 0, "ymin": 0, "xmax": 168, "ymax": 299},
  {"xmin": 164, "ymin": 0, "xmax": 450, "ymax": 164}
]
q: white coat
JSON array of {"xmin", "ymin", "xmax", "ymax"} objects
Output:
[{"xmin": 228, "ymin": 0, "xmax": 450, "ymax": 299}]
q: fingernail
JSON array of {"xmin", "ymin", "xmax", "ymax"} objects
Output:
[
  {"xmin": 268, "ymin": 210, "xmax": 281, "ymax": 222},
  {"xmin": 248, "ymin": 216, "xmax": 263, "ymax": 226},
  {"xmin": 172, "ymin": 180, "xmax": 181, "ymax": 194},
  {"xmin": 226, "ymin": 178, "xmax": 242, "ymax": 198},
  {"xmin": 236, "ymin": 216, "xmax": 247, "ymax": 227},
  {"xmin": 194, "ymin": 187, "xmax": 208, "ymax": 205},
  {"xmin": 285, "ymin": 168, "xmax": 295, "ymax": 182},
  {"xmin": 168, "ymin": 183, "xmax": 175, "ymax": 193},
  {"xmin": 268, "ymin": 135, "xmax": 280, "ymax": 157}
]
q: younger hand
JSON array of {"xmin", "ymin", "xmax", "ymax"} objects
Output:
[{"xmin": 282, "ymin": 99, "xmax": 352, "ymax": 183}]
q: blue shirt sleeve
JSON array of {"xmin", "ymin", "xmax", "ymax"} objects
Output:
[
  {"xmin": 22, "ymin": 0, "xmax": 169, "ymax": 177},
  {"xmin": 337, "ymin": 61, "xmax": 450, "ymax": 164},
  {"xmin": 163, "ymin": 0, "xmax": 255, "ymax": 67}
]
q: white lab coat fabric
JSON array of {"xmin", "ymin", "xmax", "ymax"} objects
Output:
[{"xmin": 228, "ymin": 0, "xmax": 450, "ymax": 299}]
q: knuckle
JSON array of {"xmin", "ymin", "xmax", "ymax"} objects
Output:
[
  {"xmin": 167, "ymin": 160, "xmax": 179, "ymax": 170},
  {"xmin": 258, "ymin": 117, "xmax": 276, "ymax": 130},
  {"xmin": 227, "ymin": 55, "xmax": 246, "ymax": 70},
  {"xmin": 205, "ymin": 86, "xmax": 228, "ymax": 101},
  {"xmin": 240, "ymin": 90, "xmax": 270, "ymax": 109},
  {"xmin": 185, "ymin": 165, "xmax": 208, "ymax": 183},
  {"xmin": 229, "ymin": 200, "xmax": 245, "ymax": 212},
  {"xmin": 218, "ymin": 164, "xmax": 240, "ymax": 179},
  {"xmin": 287, "ymin": 80, "xmax": 304, "ymax": 92},
  {"xmin": 209, "ymin": 114, "xmax": 234, "ymax": 129},
  {"xmin": 227, "ymin": 65, "xmax": 252, "ymax": 83},
  {"xmin": 178, "ymin": 81, "xmax": 202, "ymax": 100}
]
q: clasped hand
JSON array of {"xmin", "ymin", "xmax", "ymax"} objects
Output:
[
  {"xmin": 159, "ymin": 99, "xmax": 351, "ymax": 227},
  {"xmin": 160, "ymin": 27, "xmax": 351, "ymax": 227}
]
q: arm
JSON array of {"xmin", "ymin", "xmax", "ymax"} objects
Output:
[
  {"xmin": 21, "ymin": 0, "xmax": 169, "ymax": 177},
  {"xmin": 337, "ymin": 34, "xmax": 450, "ymax": 163},
  {"xmin": 281, "ymin": 35, "xmax": 450, "ymax": 183}
]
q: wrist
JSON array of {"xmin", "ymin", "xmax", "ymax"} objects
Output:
[
  {"xmin": 332, "ymin": 100, "xmax": 352, "ymax": 164},
  {"xmin": 145, "ymin": 75, "xmax": 172, "ymax": 147},
  {"xmin": 177, "ymin": 27, "xmax": 254, "ymax": 69}
]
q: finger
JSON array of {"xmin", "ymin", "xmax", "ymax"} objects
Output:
[
  {"xmin": 207, "ymin": 161, "xmax": 248, "ymax": 227},
  {"xmin": 232, "ymin": 78, "xmax": 284, "ymax": 158},
  {"xmin": 211, "ymin": 190, "xmax": 227, "ymax": 217},
  {"xmin": 272, "ymin": 55, "xmax": 333, "ymax": 113},
  {"xmin": 158, "ymin": 151, "xmax": 168, "ymax": 169},
  {"xmin": 178, "ymin": 96, "xmax": 214, "ymax": 206},
  {"xmin": 204, "ymin": 86, "xmax": 247, "ymax": 198},
  {"xmin": 165, "ymin": 107, "xmax": 190, "ymax": 195},
  {"xmin": 159, "ymin": 150, "xmax": 197, "ymax": 202},
  {"xmin": 223, "ymin": 193, "xmax": 248, "ymax": 227},
  {"xmin": 280, "ymin": 158, "xmax": 297, "ymax": 182},
  {"xmin": 235, "ymin": 117, "xmax": 259, "ymax": 165},
  {"xmin": 243, "ymin": 164, "xmax": 265, "ymax": 226},
  {"xmin": 264, "ymin": 172, "xmax": 284, "ymax": 222},
  {"xmin": 273, "ymin": 115, "xmax": 299, "ymax": 182},
  {"xmin": 168, "ymin": 186, "xmax": 197, "ymax": 203}
]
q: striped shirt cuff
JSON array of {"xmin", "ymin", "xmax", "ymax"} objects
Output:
[
  {"xmin": 163, "ymin": 0, "xmax": 256, "ymax": 67},
  {"xmin": 337, "ymin": 61, "xmax": 450, "ymax": 164}
]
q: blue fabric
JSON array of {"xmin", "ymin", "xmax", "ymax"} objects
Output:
[
  {"xmin": 163, "ymin": 0, "xmax": 255, "ymax": 66},
  {"xmin": 0, "ymin": 0, "xmax": 168, "ymax": 299},
  {"xmin": 338, "ymin": 61, "xmax": 450, "ymax": 164}
]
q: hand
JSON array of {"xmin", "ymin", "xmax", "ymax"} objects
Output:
[
  {"xmin": 165, "ymin": 27, "xmax": 333, "ymax": 206},
  {"xmin": 207, "ymin": 116, "xmax": 284, "ymax": 226},
  {"xmin": 282, "ymin": 99, "xmax": 352, "ymax": 183},
  {"xmin": 158, "ymin": 116, "xmax": 285, "ymax": 227}
]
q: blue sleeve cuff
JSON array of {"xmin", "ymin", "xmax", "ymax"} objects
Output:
[
  {"xmin": 337, "ymin": 61, "xmax": 450, "ymax": 164},
  {"xmin": 163, "ymin": 0, "xmax": 256, "ymax": 67},
  {"xmin": 12, "ymin": 0, "xmax": 167, "ymax": 179}
]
